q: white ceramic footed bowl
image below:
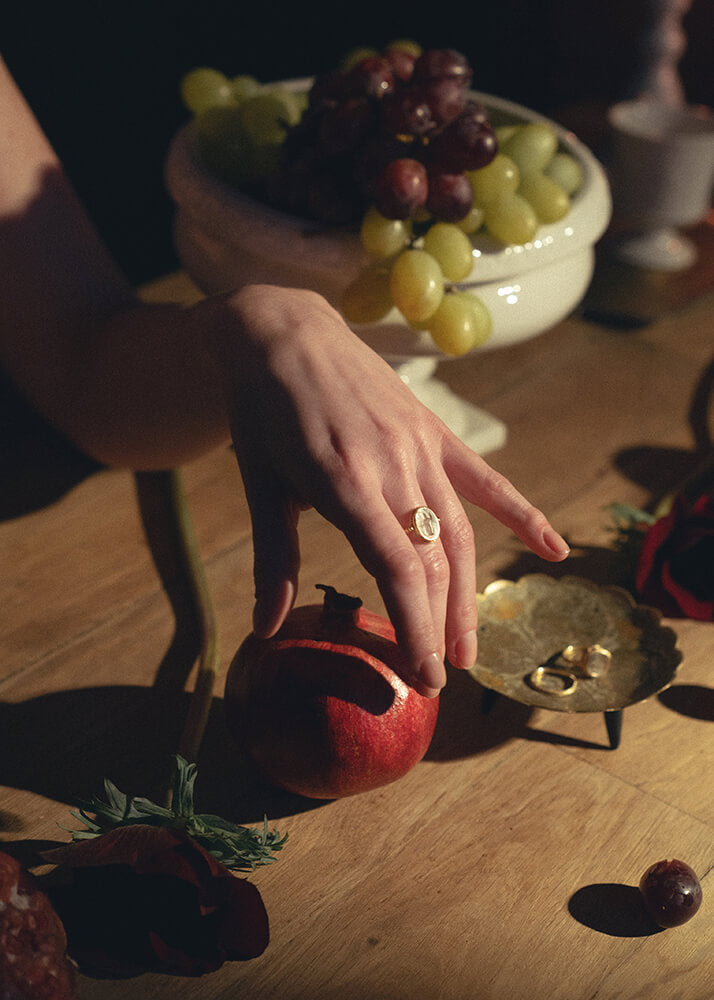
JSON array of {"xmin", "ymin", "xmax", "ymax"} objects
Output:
[{"xmin": 165, "ymin": 86, "xmax": 611, "ymax": 361}]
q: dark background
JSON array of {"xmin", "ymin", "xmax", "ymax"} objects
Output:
[{"xmin": 3, "ymin": 0, "xmax": 712, "ymax": 286}]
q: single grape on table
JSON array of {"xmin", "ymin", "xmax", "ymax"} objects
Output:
[{"xmin": 639, "ymin": 859, "xmax": 703, "ymax": 928}]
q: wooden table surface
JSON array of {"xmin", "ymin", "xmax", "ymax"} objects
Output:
[{"xmin": 2, "ymin": 239, "xmax": 713, "ymax": 998}]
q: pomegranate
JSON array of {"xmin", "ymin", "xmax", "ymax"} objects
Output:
[{"xmin": 224, "ymin": 585, "xmax": 439, "ymax": 798}]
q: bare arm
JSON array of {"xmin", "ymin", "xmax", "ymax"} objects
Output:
[
  {"xmin": 0, "ymin": 54, "xmax": 228, "ymax": 468},
  {"xmin": 0, "ymin": 55, "xmax": 569, "ymax": 694}
]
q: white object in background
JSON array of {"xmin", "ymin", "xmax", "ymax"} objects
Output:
[
  {"xmin": 631, "ymin": 0, "xmax": 693, "ymax": 107},
  {"xmin": 607, "ymin": 98, "xmax": 714, "ymax": 270}
]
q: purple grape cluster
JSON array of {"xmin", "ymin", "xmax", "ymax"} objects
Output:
[{"xmin": 265, "ymin": 45, "xmax": 497, "ymax": 226}]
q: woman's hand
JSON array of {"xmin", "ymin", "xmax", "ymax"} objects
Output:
[
  {"xmin": 198, "ymin": 284, "xmax": 569, "ymax": 697},
  {"xmin": 0, "ymin": 55, "xmax": 567, "ymax": 697}
]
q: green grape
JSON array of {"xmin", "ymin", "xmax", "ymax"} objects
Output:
[
  {"xmin": 360, "ymin": 207, "xmax": 411, "ymax": 258},
  {"xmin": 230, "ymin": 74, "xmax": 261, "ymax": 103},
  {"xmin": 181, "ymin": 67, "xmax": 234, "ymax": 113},
  {"xmin": 384, "ymin": 38, "xmax": 423, "ymax": 57},
  {"xmin": 341, "ymin": 264, "xmax": 393, "ymax": 323},
  {"xmin": 484, "ymin": 192, "xmax": 538, "ymax": 245},
  {"xmin": 518, "ymin": 173, "xmax": 570, "ymax": 223},
  {"xmin": 457, "ymin": 205, "xmax": 485, "ymax": 234},
  {"xmin": 468, "ymin": 153, "xmax": 520, "ymax": 207},
  {"xmin": 340, "ymin": 46, "xmax": 380, "ymax": 72},
  {"xmin": 291, "ymin": 89, "xmax": 310, "ymax": 119},
  {"xmin": 501, "ymin": 122, "xmax": 558, "ymax": 175},
  {"xmin": 428, "ymin": 292, "xmax": 492, "ymax": 356},
  {"xmin": 193, "ymin": 106, "xmax": 253, "ymax": 183},
  {"xmin": 248, "ymin": 141, "xmax": 284, "ymax": 180},
  {"xmin": 422, "ymin": 222, "xmax": 474, "ymax": 282},
  {"xmin": 465, "ymin": 294, "xmax": 493, "ymax": 347},
  {"xmin": 237, "ymin": 92, "xmax": 300, "ymax": 145},
  {"xmin": 390, "ymin": 249, "xmax": 444, "ymax": 323},
  {"xmin": 262, "ymin": 85, "xmax": 307, "ymax": 125},
  {"xmin": 544, "ymin": 152, "xmax": 583, "ymax": 195},
  {"xmin": 494, "ymin": 125, "xmax": 518, "ymax": 147}
]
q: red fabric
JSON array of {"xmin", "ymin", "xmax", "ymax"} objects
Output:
[{"xmin": 635, "ymin": 492, "xmax": 714, "ymax": 621}]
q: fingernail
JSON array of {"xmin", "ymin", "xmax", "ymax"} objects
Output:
[
  {"xmin": 417, "ymin": 652, "xmax": 446, "ymax": 690},
  {"xmin": 252, "ymin": 598, "xmax": 272, "ymax": 637},
  {"xmin": 543, "ymin": 526, "xmax": 570, "ymax": 559},
  {"xmin": 454, "ymin": 629, "xmax": 478, "ymax": 670}
]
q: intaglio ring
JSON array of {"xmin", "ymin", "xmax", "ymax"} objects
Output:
[
  {"xmin": 405, "ymin": 506, "xmax": 441, "ymax": 543},
  {"xmin": 560, "ymin": 643, "xmax": 612, "ymax": 678}
]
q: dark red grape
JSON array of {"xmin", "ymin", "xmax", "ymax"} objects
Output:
[
  {"xmin": 320, "ymin": 97, "xmax": 376, "ymax": 154},
  {"xmin": 639, "ymin": 859, "xmax": 703, "ymax": 928},
  {"xmin": 421, "ymin": 77, "xmax": 468, "ymax": 128},
  {"xmin": 260, "ymin": 45, "xmax": 490, "ymax": 230},
  {"xmin": 427, "ymin": 111, "xmax": 498, "ymax": 172},
  {"xmin": 353, "ymin": 135, "xmax": 412, "ymax": 198},
  {"xmin": 346, "ymin": 56, "xmax": 395, "ymax": 100},
  {"xmin": 309, "ymin": 70, "xmax": 351, "ymax": 108},
  {"xmin": 374, "ymin": 157, "xmax": 428, "ymax": 219},
  {"xmin": 383, "ymin": 46, "xmax": 417, "ymax": 84},
  {"xmin": 412, "ymin": 48, "xmax": 472, "ymax": 85},
  {"xmin": 465, "ymin": 99, "xmax": 490, "ymax": 124},
  {"xmin": 380, "ymin": 88, "xmax": 435, "ymax": 137},
  {"xmin": 425, "ymin": 170, "xmax": 473, "ymax": 222}
]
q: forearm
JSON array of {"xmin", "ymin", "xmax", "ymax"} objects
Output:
[
  {"xmin": 0, "ymin": 52, "xmax": 232, "ymax": 469},
  {"xmin": 25, "ymin": 297, "xmax": 232, "ymax": 470}
]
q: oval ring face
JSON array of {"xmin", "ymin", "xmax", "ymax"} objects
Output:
[{"xmin": 408, "ymin": 506, "xmax": 441, "ymax": 543}]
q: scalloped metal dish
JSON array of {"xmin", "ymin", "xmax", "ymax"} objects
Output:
[{"xmin": 469, "ymin": 574, "xmax": 682, "ymax": 713}]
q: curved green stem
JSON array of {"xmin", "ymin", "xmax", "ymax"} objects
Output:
[{"xmin": 166, "ymin": 468, "xmax": 220, "ymax": 764}]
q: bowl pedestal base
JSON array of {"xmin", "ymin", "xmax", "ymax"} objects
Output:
[{"xmin": 392, "ymin": 357, "xmax": 507, "ymax": 455}]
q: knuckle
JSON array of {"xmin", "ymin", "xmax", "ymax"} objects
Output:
[
  {"xmin": 447, "ymin": 510, "xmax": 475, "ymax": 554},
  {"xmin": 421, "ymin": 544, "xmax": 450, "ymax": 589},
  {"xmin": 371, "ymin": 539, "xmax": 425, "ymax": 588},
  {"xmin": 450, "ymin": 596, "xmax": 478, "ymax": 631}
]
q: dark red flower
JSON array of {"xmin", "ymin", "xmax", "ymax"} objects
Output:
[
  {"xmin": 635, "ymin": 492, "xmax": 714, "ymax": 621},
  {"xmin": 0, "ymin": 849, "xmax": 78, "ymax": 999},
  {"xmin": 44, "ymin": 825, "xmax": 269, "ymax": 979}
]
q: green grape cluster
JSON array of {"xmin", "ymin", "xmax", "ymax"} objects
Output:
[
  {"xmin": 341, "ymin": 117, "xmax": 583, "ymax": 355},
  {"xmin": 475, "ymin": 122, "xmax": 582, "ymax": 244},
  {"xmin": 180, "ymin": 67, "xmax": 307, "ymax": 186},
  {"xmin": 342, "ymin": 213, "xmax": 491, "ymax": 357}
]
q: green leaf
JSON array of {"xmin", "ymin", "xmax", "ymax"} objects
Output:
[
  {"xmin": 63, "ymin": 755, "xmax": 286, "ymax": 871},
  {"xmin": 606, "ymin": 502, "xmax": 657, "ymax": 529}
]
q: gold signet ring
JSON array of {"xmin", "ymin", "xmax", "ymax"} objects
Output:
[{"xmin": 405, "ymin": 506, "xmax": 441, "ymax": 542}]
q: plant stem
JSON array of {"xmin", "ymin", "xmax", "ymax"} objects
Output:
[{"xmin": 166, "ymin": 468, "xmax": 220, "ymax": 766}]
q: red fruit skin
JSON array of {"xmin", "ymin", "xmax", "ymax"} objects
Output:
[
  {"xmin": 639, "ymin": 859, "xmax": 703, "ymax": 928},
  {"xmin": 224, "ymin": 596, "xmax": 439, "ymax": 799},
  {"xmin": 0, "ymin": 850, "xmax": 77, "ymax": 1000}
]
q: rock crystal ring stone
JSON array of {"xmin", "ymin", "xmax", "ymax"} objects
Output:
[
  {"xmin": 406, "ymin": 506, "xmax": 441, "ymax": 543},
  {"xmin": 561, "ymin": 643, "xmax": 612, "ymax": 678}
]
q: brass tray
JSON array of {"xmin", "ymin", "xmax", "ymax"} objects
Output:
[{"xmin": 470, "ymin": 574, "xmax": 682, "ymax": 713}]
